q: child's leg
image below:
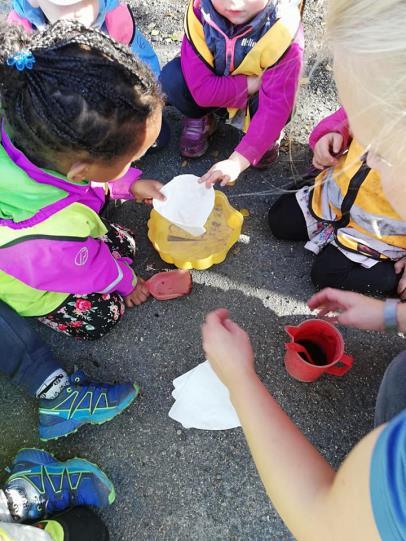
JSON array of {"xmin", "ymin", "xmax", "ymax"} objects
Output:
[
  {"xmin": 268, "ymin": 193, "xmax": 309, "ymax": 241},
  {"xmin": 38, "ymin": 292, "xmax": 125, "ymax": 340},
  {"xmin": 311, "ymin": 244, "xmax": 399, "ymax": 295},
  {"xmin": 35, "ymin": 507, "xmax": 109, "ymax": 541},
  {"xmin": 374, "ymin": 351, "xmax": 406, "ymax": 427},
  {"xmin": 160, "ymin": 57, "xmax": 217, "ymax": 158},
  {"xmin": 103, "ymin": 222, "xmax": 136, "ymax": 260},
  {"xmin": 0, "ymin": 300, "xmax": 63, "ymax": 397}
]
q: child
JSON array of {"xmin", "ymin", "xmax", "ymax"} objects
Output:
[
  {"xmin": 269, "ymin": 106, "xmax": 406, "ymax": 297},
  {"xmin": 160, "ymin": 0, "xmax": 304, "ymax": 186},
  {"xmin": 0, "ymin": 300, "xmax": 138, "ymax": 440},
  {"xmin": 0, "ymin": 20, "xmax": 165, "ymax": 341},
  {"xmin": 0, "ymin": 448, "xmax": 113, "ymax": 524},
  {"xmin": 7, "ymin": 0, "xmax": 170, "ymax": 150},
  {"xmin": 0, "ymin": 508, "xmax": 109, "ymax": 541}
]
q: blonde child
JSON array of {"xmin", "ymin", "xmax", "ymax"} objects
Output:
[{"xmin": 161, "ymin": 0, "xmax": 304, "ymax": 186}]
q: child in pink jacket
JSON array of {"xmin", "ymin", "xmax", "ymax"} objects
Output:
[{"xmin": 160, "ymin": 0, "xmax": 304, "ymax": 186}]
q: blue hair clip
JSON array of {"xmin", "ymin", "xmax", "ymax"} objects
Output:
[{"xmin": 6, "ymin": 50, "xmax": 36, "ymax": 71}]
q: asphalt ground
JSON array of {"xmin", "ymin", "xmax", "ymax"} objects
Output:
[{"xmin": 1, "ymin": 1, "xmax": 405, "ymax": 539}]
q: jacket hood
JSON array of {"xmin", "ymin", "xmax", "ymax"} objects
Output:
[{"xmin": 12, "ymin": 0, "xmax": 119, "ymax": 28}]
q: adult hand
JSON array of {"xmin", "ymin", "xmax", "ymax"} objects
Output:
[
  {"xmin": 202, "ymin": 309, "xmax": 256, "ymax": 388},
  {"xmin": 247, "ymin": 75, "xmax": 262, "ymax": 95},
  {"xmin": 131, "ymin": 179, "xmax": 165, "ymax": 203},
  {"xmin": 308, "ymin": 287, "xmax": 385, "ymax": 331},
  {"xmin": 312, "ymin": 133, "xmax": 344, "ymax": 170},
  {"xmin": 124, "ymin": 278, "xmax": 150, "ymax": 308},
  {"xmin": 199, "ymin": 152, "xmax": 250, "ymax": 187},
  {"xmin": 394, "ymin": 257, "xmax": 406, "ymax": 300}
]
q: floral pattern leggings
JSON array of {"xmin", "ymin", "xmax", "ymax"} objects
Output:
[{"xmin": 38, "ymin": 222, "xmax": 136, "ymax": 341}]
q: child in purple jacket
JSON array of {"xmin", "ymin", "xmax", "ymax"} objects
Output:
[
  {"xmin": 160, "ymin": 0, "xmax": 304, "ymax": 186},
  {"xmin": 0, "ymin": 21, "xmax": 165, "ymax": 341}
]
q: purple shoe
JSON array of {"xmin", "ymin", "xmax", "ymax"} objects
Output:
[
  {"xmin": 180, "ymin": 114, "xmax": 217, "ymax": 158},
  {"xmin": 253, "ymin": 144, "xmax": 280, "ymax": 170}
]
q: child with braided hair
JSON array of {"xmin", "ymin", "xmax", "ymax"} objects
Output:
[{"xmin": 0, "ymin": 20, "xmax": 165, "ymax": 341}]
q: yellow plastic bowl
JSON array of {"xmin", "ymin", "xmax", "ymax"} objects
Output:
[{"xmin": 148, "ymin": 191, "xmax": 244, "ymax": 270}]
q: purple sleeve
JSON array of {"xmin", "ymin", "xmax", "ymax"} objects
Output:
[
  {"xmin": 180, "ymin": 37, "xmax": 248, "ymax": 109},
  {"xmin": 0, "ymin": 237, "xmax": 137, "ymax": 297},
  {"xmin": 107, "ymin": 167, "xmax": 142, "ymax": 200},
  {"xmin": 309, "ymin": 107, "xmax": 351, "ymax": 151},
  {"xmin": 235, "ymin": 26, "xmax": 304, "ymax": 165}
]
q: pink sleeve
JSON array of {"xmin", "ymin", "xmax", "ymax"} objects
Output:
[
  {"xmin": 309, "ymin": 107, "xmax": 351, "ymax": 150},
  {"xmin": 107, "ymin": 167, "xmax": 142, "ymax": 200},
  {"xmin": 235, "ymin": 26, "xmax": 304, "ymax": 165},
  {"xmin": 0, "ymin": 237, "xmax": 137, "ymax": 298},
  {"xmin": 180, "ymin": 37, "xmax": 248, "ymax": 109},
  {"xmin": 7, "ymin": 11, "xmax": 33, "ymax": 32}
]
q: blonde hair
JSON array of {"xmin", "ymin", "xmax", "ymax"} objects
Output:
[{"xmin": 326, "ymin": 0, "xmax": 406, "ymax": 168}]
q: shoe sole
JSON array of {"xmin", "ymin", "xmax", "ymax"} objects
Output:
[
  {"xmin": 39, "ymin": 384, "xmax": 140, "ymax": 442},
  {"xmin": 8, "ymin": 450, "xmax": 115, "ymax": 506}
]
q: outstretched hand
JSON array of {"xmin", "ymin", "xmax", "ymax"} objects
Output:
[
  {"xmin": 312, "ymin": 133, "xmax": 344, "ymax": 170},
  {"xmin": 131, "ymin": 179, "xmax": 166, "ymax": 203},
  {"xmin": 202, "ymin": 309, "xmax": 255, "ymax": 388},
  {"xmin": 308, "ymin": 287, "xmax": 385, "ymax": 331},
  {"xmin": 199, "ymin": 152, "xmax": 250, "ymax": 187}
]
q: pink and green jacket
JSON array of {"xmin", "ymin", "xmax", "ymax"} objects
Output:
[{"xmin": 0, "ymin": 126, "xmax": 141, "ymax": 316}]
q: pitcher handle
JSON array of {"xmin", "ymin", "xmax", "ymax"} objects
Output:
[{"xmin": 326, "ymin": 354, "xmax": 353, "ymax": 377}]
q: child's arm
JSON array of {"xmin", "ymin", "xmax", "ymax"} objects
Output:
[
  {"xmin": 181, "ymin": 37, "xmax": 249, "ymax": 110},
  {"xmin": 200, "ymin": 27, "xmax": 304, "ymax": 186},
  {"xmin": 309, "ymin": 108, "xmax": 352, "ymax": 169}
]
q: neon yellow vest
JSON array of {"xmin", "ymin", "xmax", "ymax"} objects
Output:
[{"xmin": 311, "ymin": 139, "xmax": 406, "ymax": 260}]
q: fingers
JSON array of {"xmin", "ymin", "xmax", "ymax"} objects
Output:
[
  {"xmin": 307, "ymin": 287, "xmax": 343, "ymax": 310},
  {"xmin": 394, "ymin": 258, "xmax": 406, "ymax": 273},
  {"xmin": 199, "ymin": 170, "xmax": 220, "ymax": 187},
  {"xmin": 332, "ymin": 134, "xmax": 343, "ymax": 154},
  {"xmin": 204, "ymin": 308, "xmax": 230, "ymax": 327},
  {"xmin": 397, "ymin": 275, "xmax": 406, "ymax": 297}
]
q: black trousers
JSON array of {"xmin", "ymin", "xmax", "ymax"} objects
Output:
[{"xmin": 268, "ymin": 193, "xmax": 400, "ymax": 296}]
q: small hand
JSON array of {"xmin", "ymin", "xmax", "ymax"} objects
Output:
[
  {"xmin": 199, "ymin": 152, "xmax": 250, "ymax": 187},
  {"xmin": 124, "ymin": 278, "xmax": 150, "ymax": 308},
  {"xmin": 247, "ymin": 75, "xmax": 262, "ymax": 96},
  {"xmin": 312, "ymin": 133, "xmax": 344, "ymax": 170},
  {"xmin": 307, "ymin": 287, "xmax": 385, "ymax": 331},
  {"xmin": 395, "ymin": 257, "xmax": 406, "ymax": 300},
  {"xmin": 131, "ymin": 179, "xmax": 166, "ymax": 203},
  {"xmin": 202, "ymin": 308, "xmax": 255, "ymax": 388}
]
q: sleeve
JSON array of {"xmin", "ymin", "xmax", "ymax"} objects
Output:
[
  {"xmin": 0, "ymin": 236, "xmax": 137, "ymax": 298},
  {"xmin": 309, "ymin": 107, "xmax": 351, "ymax": 151},
  {"xmin": 180, "ymin": 36, "xmax": 248, "ymax": 109},
  {"xmin": 370, "ymin": 410, "xmax": 406, "ymax": 541},
  {"xmin": 107, "ymin": 167, "xmax": 142, "ymax": 200},
  {"xmin": 130, "ymin": 27, "xmax": 161, "ymax": 77},
  {"xmin": 235, "ymin": 26, "xmax": 304, "ymax": 165}
]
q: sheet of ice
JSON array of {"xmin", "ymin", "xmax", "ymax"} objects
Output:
[
  {"xmin": 153, "ymin": 174, "xmax": 215, "ymax": 236},
  {"xmin": 169, "ymin": 361, "xmax": 241, "ymax": 430}
]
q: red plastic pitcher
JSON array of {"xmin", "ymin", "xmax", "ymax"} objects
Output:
[{"xmin": 284, "ymin": 319, "xmax": 353, "ymax": 382}]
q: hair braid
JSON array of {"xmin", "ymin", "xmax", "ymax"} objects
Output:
[{"xmin": 0, "ymin": 20, "xmax": 163, "ymax": 167}]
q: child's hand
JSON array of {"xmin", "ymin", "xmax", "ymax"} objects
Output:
[
  {"xmin": 307, "ymin": 288, "xmax": 385, "ymax": 330},
  {"xmin": 199, "ymin": 152, "xmax": 250, "ymax": 187},
  {"xmin": 395, "ymin": 257, "xmax": 406, "ymax": 300},
  {"xmin": 247, "ymin": 75, "xmax": 262, "ymax": 96},
  {"xmin": 313, "ymin": 133, "xmax": 344, "ymax": 170},
  {"xmin": 202, "ymin": 309, "xmax": 256, "ymax": 388},
  {"xmin": 131, "ymin": 179, "xmax": 166, "ymax": 203},
  {"xmin": 124, "ymin": 278, "xmax": 150, "ymax": 308}
]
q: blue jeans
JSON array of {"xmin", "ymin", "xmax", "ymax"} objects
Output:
[
  {"xmin": 0, "ymin": 301, "xmax": 60, "ymax": 397},
  {"xmin": 375, "ymin": 350, "xmax": 406, "ymax": 426}
]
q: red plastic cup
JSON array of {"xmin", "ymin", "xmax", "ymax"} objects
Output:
[
  {"xmin": 146, "ymin": 270, "xmax": 192, "ymax": 301},
  {"xmin": 284, "ymin": 319, "xmax": 353, "ymax": 382}
]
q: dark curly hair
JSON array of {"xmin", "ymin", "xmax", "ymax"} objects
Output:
[{"xmin": 0, "ymin": 20, "xmax": 163, "ymax": 168}]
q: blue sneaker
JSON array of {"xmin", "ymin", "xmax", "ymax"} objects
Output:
[
  {"xmin": 4, "ymin": 448, "xmax": 115, "ymax": 521},
  {"xmin": 39, "ymin": 371, "xmax": 139, "ymax": 441}
]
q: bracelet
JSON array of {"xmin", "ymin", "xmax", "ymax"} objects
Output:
[{"xmin": 383, "ymin": 298, "xmax": 399, "ymax": 332}]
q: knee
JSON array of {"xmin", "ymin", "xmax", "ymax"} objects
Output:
[
  {"xmin": 160, "ymin": 58, "xmax": 185, "ymax": 104},
  {"xmin": 268, "ymin": 197, "xmax": 289, "ymax": 239},
  {"xmin": 83, "ymin": 294, "xmax": 125, "ymax": 341},
  {"xmin": 310, "ymin": 254, "xmax": 341, "ymax": 290},
  {"xmin": 381, "ymin": 351, "xmax": 406, "ymax": 391}
]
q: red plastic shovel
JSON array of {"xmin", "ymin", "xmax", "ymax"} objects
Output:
[{"xmin": 146, "ymin": 270, "xmax": 192, "ymax": 301}]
